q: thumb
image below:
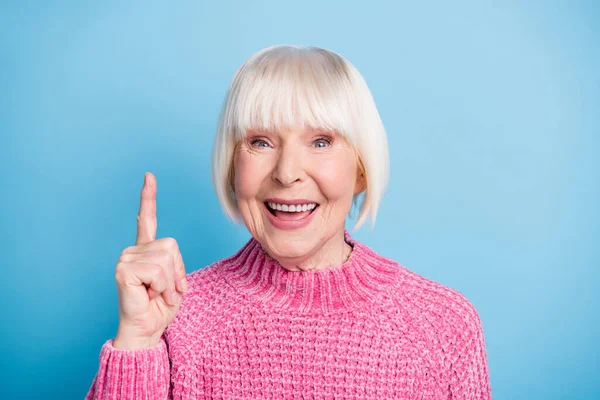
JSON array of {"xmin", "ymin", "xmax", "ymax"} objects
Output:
[{"xmin": 136, "ymin": 172, "xmax": 157, "ymax": 245}]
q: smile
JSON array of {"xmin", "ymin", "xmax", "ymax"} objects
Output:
[
  {"xmin": 263, "ymin": 202, "xmax": 319, "ymax": 230},
  {"xmin": 266, "ymin": 202, "xmax": 317, "ymax": 213}
]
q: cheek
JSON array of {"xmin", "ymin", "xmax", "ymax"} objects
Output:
[
  {"xmin": 314, "ymin": 157, "xmax": 357, "ymax": 200},
  {"xmin": 233, "ymin": 152, "xmax": 267, "ymax": 201}
]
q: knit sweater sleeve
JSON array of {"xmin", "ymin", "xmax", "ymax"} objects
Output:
[
  {"xmin": 445, "ymin": 299, "xmax": 493, "ymax": 399},
  {"xmin": 84, "ymin": 335, "xmax": 171, "ymax": 400}
]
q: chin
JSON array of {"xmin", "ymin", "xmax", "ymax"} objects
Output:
[{"xmin": 266, "ymin": 236, "xmax": 314, "ymax": 259}]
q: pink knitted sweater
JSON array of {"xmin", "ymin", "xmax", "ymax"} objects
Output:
[{"xmin": 86, "ymin": 230, "xmax": 492, "ymax": 399}]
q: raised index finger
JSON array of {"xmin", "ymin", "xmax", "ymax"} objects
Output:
[{"xmin": 136, "ymin": 172, "xmax": 157, "ymax": 245}]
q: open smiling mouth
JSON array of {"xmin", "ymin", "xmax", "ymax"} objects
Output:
[{"xmin": 264, "ymin": 202, "xmax": 320, "ymax": 221}]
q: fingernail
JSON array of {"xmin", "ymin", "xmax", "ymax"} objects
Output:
[{"xmin": 181, "ymin": 278, "xmax": 189, "ymax": 292}]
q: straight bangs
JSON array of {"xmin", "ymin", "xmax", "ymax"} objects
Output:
[{"xmin": 227, "ymin": 46, "xmax": 360, "ymax": 146}]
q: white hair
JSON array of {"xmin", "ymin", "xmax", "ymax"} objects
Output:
[{"xmin": 211, "ymin": 44, "xmax": 389, "ymax": 231}]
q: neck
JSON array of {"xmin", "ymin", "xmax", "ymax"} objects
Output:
[{"xmin": 260, "ymin": 230, "xmax": 353, "ymax": 272}]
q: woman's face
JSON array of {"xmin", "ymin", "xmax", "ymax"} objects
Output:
[{"xmin": 232, "ymin": 127, "xmax": 365, "ymax": 269}]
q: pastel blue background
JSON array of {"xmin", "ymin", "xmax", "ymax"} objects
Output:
[{"xmin": 1, "ymin": 1, "xmax": 598, "ymax": 399}]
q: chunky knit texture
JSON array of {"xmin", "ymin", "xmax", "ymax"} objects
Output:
[{"xmin": 86, "ymin": 230, "xmax": 492, "ymax": 399}]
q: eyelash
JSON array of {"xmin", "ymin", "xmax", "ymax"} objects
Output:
[{"xmin": 250, "ymin": 137, "xmax": 332, "ymax": 148}]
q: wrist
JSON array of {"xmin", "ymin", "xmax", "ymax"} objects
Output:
[{"xmin": 113, "ymin": 329, "xmax": 162, "ymax": 350}]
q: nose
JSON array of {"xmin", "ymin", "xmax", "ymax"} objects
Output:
[{"xmin": 272, "ymin": 143, "xmax": 304, "ymax": 186}]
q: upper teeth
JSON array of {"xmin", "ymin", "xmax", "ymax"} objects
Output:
[{"xmin": 268, "ymin": 202, "xmax": 317, "ymax": 212}]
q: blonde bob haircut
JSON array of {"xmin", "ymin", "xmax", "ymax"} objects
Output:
[{"xmin": 211, "ymin": 44, "xmax": 389, "ymax": 232}]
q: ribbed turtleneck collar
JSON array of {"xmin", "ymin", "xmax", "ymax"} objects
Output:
[{"xmin": 217, "ymin": 230, "xmax": 401, "ymax": 315}]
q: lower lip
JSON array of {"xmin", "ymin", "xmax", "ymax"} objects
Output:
[{"xmin": 263, "ymin": 203, "xmax": 318, "ymax": 230}]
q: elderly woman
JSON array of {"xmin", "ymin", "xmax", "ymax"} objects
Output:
[{"xmin": 86, "ymin": 45, "xmax": 492, "ymax": 399}]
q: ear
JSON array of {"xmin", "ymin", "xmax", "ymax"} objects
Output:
[
  {"xmin": 353, "ymin": 170, "xmax": 366, "ymax": 195},
  {"xmin": 353, "ymin": 154, "xmax": 366, "ymax": 195}
]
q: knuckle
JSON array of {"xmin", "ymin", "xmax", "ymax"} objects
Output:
[
  {"xmin": 118, "ymin": 252, "xmax": 133, "ymax": 263},
  {"xmin": 150, "ymin": 263, "xmax": 162, "ymax": 278},
  {"xmin": 121, "ymin": 245, "xmax": 136, "ymax": 255},
  {"xmin": 164, "ymin": 237, "xmax": 179, "ymax": 251}
]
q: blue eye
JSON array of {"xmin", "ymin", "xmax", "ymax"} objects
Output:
[
  {"xmin": 250, "ymin": 139, "xmax": 269, "ymax": 148},
  {"xmin": 314, "ymin": 138, "xmax": 332, "ymax": 148}
]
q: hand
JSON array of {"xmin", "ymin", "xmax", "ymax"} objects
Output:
[{"xmin": 112, "ymin": 172, "xmax": 188, "ymax": 349}]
